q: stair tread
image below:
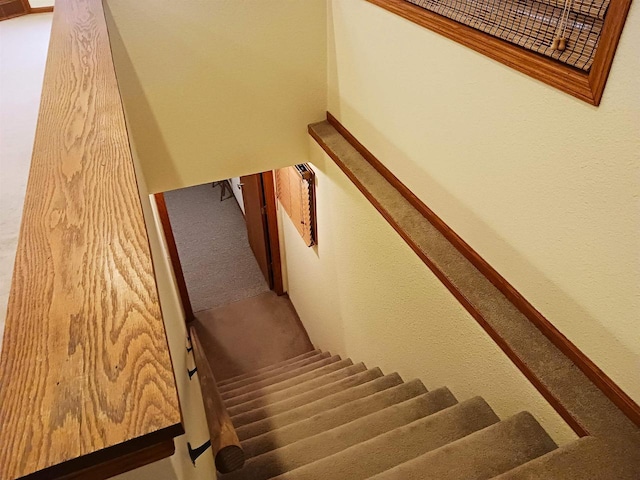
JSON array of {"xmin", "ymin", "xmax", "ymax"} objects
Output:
[
  {"xmin": 271, "ymin": 393, "xmax": 501, "ymax": 480},
  {"xmin": 241, "ymin": 378, "xmax": 440, "ymax": 458},
  {"xmin": 232, "ymin": 367, "xmax": 384, "ymax": 428},
  {"xmin": 224, "ymin": 389, "xmax": 453, "ymax": 480},
  {"xmin": 223, "ymin": 358, "xmax": 354, "ymax": 408},
  {"xmin": 368, "ymin": 411, "xmax": 557, "ymax": 480},
  {"xmin": 219, "ymin": 352, "xmax": 331, "ymax": 394},
  {"xmin": 221, "ymin": 355, "xmax": 341, "ymax": 400},
  {"xmin": 493, "ymin": 435, "xmax": 640, "ymax": 480},
  {"xmin": 227, "ymin": 363, "xmax": 367, "ymax": 417},
  {"xmin": 217, "ymin": 349, "xmax": 322, "ymax": 387},
  {"xmin": 236, "ymin": 373, "xmax": 409, "ymax": 442}
]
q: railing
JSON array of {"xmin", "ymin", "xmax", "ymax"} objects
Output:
[
  {"xmin": 188, "ymin": 325, "xmax": 245, "ymax": 473},
  {"xmin": 0, "ymin": 0, "xmax": 182, "ymax": 478}
]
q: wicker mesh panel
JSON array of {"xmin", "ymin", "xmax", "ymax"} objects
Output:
[
  {"xmin": 532, "ymin": 0, "xmax": 609, "ymax": 19},
  {"xmin": 407, "ymin": 0, "xmax": 605, "ymax": 70}
]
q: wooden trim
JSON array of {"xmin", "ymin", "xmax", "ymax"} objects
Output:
[
  {"xmin": 189, "ymin": 324, "xmax": 245, "ymax": 473},
  {"xmin": 18, "ymin": 427, "xmax": 181, "ymax": 480},
  {"xmin": 318, "ymin": 111, "xmax": 640, "ymax": 432},
  {"xmin": 34, "ymin": 440, "xmax": 176, "ymax": 480},
  {"xmin": 365, "ymin": 0, "xmax": 632, "ymax": 105},
  {"xmin": 262, "ymin": 171, "xmax": 285, "ymax": 296},
  {"xmin": 154, "ymin": 192, "xmax": 195, "ymax": 323},
  {"xmin": 0, "ymin": 0, "xmax": 183, "ymax": 478},
  {"xmin": 29, "ymin": 6, "xmax": 54, "ymax": 13},
  {"xmin": 587, "ymin": 0, "xmax": 632, "ymax": 104}
]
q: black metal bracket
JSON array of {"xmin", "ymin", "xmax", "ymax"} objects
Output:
[
  {"xmin": 188, "ymin": 366, "xmax": 197, "ymax": 379},
  {"xmin": 187, "ymin": 439, "xmax": 212, "ymax": 465},
  {"xmin": 186, "ymin": 345, "xmax": 193, "ymax": 353}
]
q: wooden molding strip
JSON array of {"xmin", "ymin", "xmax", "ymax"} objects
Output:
[
  {"xmin": 311, "ymin": 112, "xmax": 640, "ymax": 435},
  {"xmin": 29, "ymin": 6, "xmax": 54, "ymax": 13},
  {"xmin": 189, "ymin": 324, "xmax": 245, "ymax": 473},
  {"xmin": 0, "ymin": 0, "xmax": 183, "ymax": 478},
  {"xmin": 365, "ymin": 0, "xmax": 632, "ymax": 105},
  {"xmin": 154, "ymin": 193, "xmax": 195, "ymax": 323}
]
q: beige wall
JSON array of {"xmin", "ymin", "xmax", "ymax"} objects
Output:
[
  {"xmin": 104, "ymin": 0, "xmax": 327, "ymax": 194},
  {"xmin": 280, "ymin": 143, "xmax": 578, "ymax": 445},
  {"xmin": 325, "ymin": 0, "xmax": 639, "ymax": 403}
]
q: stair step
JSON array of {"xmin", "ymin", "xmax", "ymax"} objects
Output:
[
  {"xmin": 232, "ymin": 367, "xmax": 384, "ymax": 428},
  {"xmin": 242, "ymin": 384, "xmax": 456, "ymax": 460},
  {"xmin": 217, "ymin": 349, "xmax": 322, "ymax": 387},
  {"xmin": 224, "ymin": 389, "xmax": 453, "ymax": 480},
  {"xmin": 224, "ymin": 358, "xmax": 354, "ymax": 408},
  {"xmin": 236, "ymin": 373, "xmax": 408, "ymax": 442},
  {"xmin": 221, "ymin": 355, "xmax": 341, "ymax": 401},
  {"xmin": 369, "ymin": 411, "xmax": 557, "ymax": 480},
  {"xmin": 219, "ymin": 352, "xmax": 331, "ymax": 394},
  {"xmin": 493, "ymin": 435, "xmax": 640, "ymax": 480},
  {"xmin": 228, "ymin": 362, "xmax": 367, "ymax": 417},
  {"xmin": 271, "ymin": 393, "xmax": 498, "ymax": 480}
]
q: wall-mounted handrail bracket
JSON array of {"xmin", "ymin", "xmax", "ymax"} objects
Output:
[{"xmin": 187, "ymin": 439, "xmax": 212, "ymax": 465}]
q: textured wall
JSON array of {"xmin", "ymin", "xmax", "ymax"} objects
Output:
[
  {"xmin": 281, "ymin": 143, "xmax": 578, "ymax": 445},
  {"xmin": 325, "ymin": 0, "xmax": 639, "ymax": 403},
  {"xmin": 104, "ymin": 0, "xmax": 327, "ymax": 193}
]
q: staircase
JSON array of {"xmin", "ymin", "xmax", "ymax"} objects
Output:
[{"xmin": 216, "ymin": 350, "xmax": 640, "ymax": 479}]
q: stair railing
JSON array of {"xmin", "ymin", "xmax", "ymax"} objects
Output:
[{"xmin": 188, "ymin": 325, "xmax": 245, "ymax": 473}]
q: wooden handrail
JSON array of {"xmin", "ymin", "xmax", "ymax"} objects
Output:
[
  {"xmin": 0, "ymin": 0, "xmax": 182, "ymax": 479},
  {"xmin": 189, "ymin": 325, "xmax": 245, "ymax": 473}
]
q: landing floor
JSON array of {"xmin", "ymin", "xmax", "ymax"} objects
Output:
[
  {"xmin": 194, "ymin": 291, "xmax": 313, "ymax": 381},
  {"xmin": 164, "ymin": 182, "xmax": 270, "ymax": 312}
]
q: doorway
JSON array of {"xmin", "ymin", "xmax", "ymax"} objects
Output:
[{"xmin": 155, "ymin": 170, "xmax": 283, "ymax": 320}]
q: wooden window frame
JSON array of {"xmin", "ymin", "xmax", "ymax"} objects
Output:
[{"xmin": 366, "ymin": 0, "xmax": 632, "ymax": 105}]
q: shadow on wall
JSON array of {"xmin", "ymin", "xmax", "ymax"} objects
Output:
[{"xmin": 103, "ymin": 1, "xmax": 182, "ymax": 193}]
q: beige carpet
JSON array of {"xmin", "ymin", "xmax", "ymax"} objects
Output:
[
  {"xmin": 0, "ymin": 13, "xmax": 53, "ymax": 352},
  {"xmin": 215, "ymin": 352, "xmax": 640, "ymax": 479},
  {"xmin": 164, "ymin": 182, "xmax": 270, "ymax": 312},
  {"xmin": 194, "ymin": 291, "xmax": 313, "ymax": 381}
]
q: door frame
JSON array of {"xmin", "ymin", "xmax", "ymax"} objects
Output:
[
  {"xmin": 154, "ymin": 171, "xmax": 284, "ymax": 324},
  {"xmin": 154, "ymin": 192, "xmax": 195, "ymax": 324},
  {"xmin": 261, "ymin": 171, "xmax": 284, "ymax": 296}
]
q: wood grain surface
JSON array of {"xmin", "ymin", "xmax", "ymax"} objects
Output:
[{"xmin": 0, "ymin": 0, "xmax": 182, "ymax": 478}]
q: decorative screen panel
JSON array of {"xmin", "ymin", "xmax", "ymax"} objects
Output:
[
  {"xmin": 406, "ymin": 0, "xmax": 607, "ymax": 70},
  {"xmin": 276, "ymin": 164, "xmax": 316, "ymax": 247}
]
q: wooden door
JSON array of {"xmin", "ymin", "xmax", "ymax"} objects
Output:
[
  {"xmin": 0, "ymin": 0, "xmax": 29, "ymax": 20},
  {"xmin": 241, "ymin": 173, "xmax": 272, "ymax": 288}
]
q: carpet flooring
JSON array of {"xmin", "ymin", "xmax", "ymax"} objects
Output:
[
  {"xmin": 0, "ymin": 13, "xmax": 53, "ymax": 352},
  {"xmin": 216, "ymin": 352, "xmax": 640, "ymax": 479},
  {"xmin": 194, "ymin": 291, "xmax": 313, "ymax": 381},
  {"xmin": 164, "ymin": 182, "xmax": 270, "ymax": 312}
]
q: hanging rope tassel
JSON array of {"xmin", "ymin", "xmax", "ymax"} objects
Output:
[{"xmin": 553, "ymin": 0, "xmax": 573, "ymax": 51}]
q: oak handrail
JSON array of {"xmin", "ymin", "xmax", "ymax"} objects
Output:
[
  {"xmin": 0, "ymin": 0, "xmax": 182, "ymax": 478},
  {"xmin": 189, "ymin": 325, "xmax": 245, "ymax": 473}
]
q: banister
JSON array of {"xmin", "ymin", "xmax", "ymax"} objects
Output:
[
  {"xmin": 188, "ymin": 324, "xmax": 245, "ymax": 473},
  {"xmin": 0, "ymin": 0, "xmax": 182, "ymax": 478}
]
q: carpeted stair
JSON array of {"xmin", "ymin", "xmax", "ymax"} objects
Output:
[{"xmin": 218, "ymin": 350, "xmax": 640, "ymax": 479}]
